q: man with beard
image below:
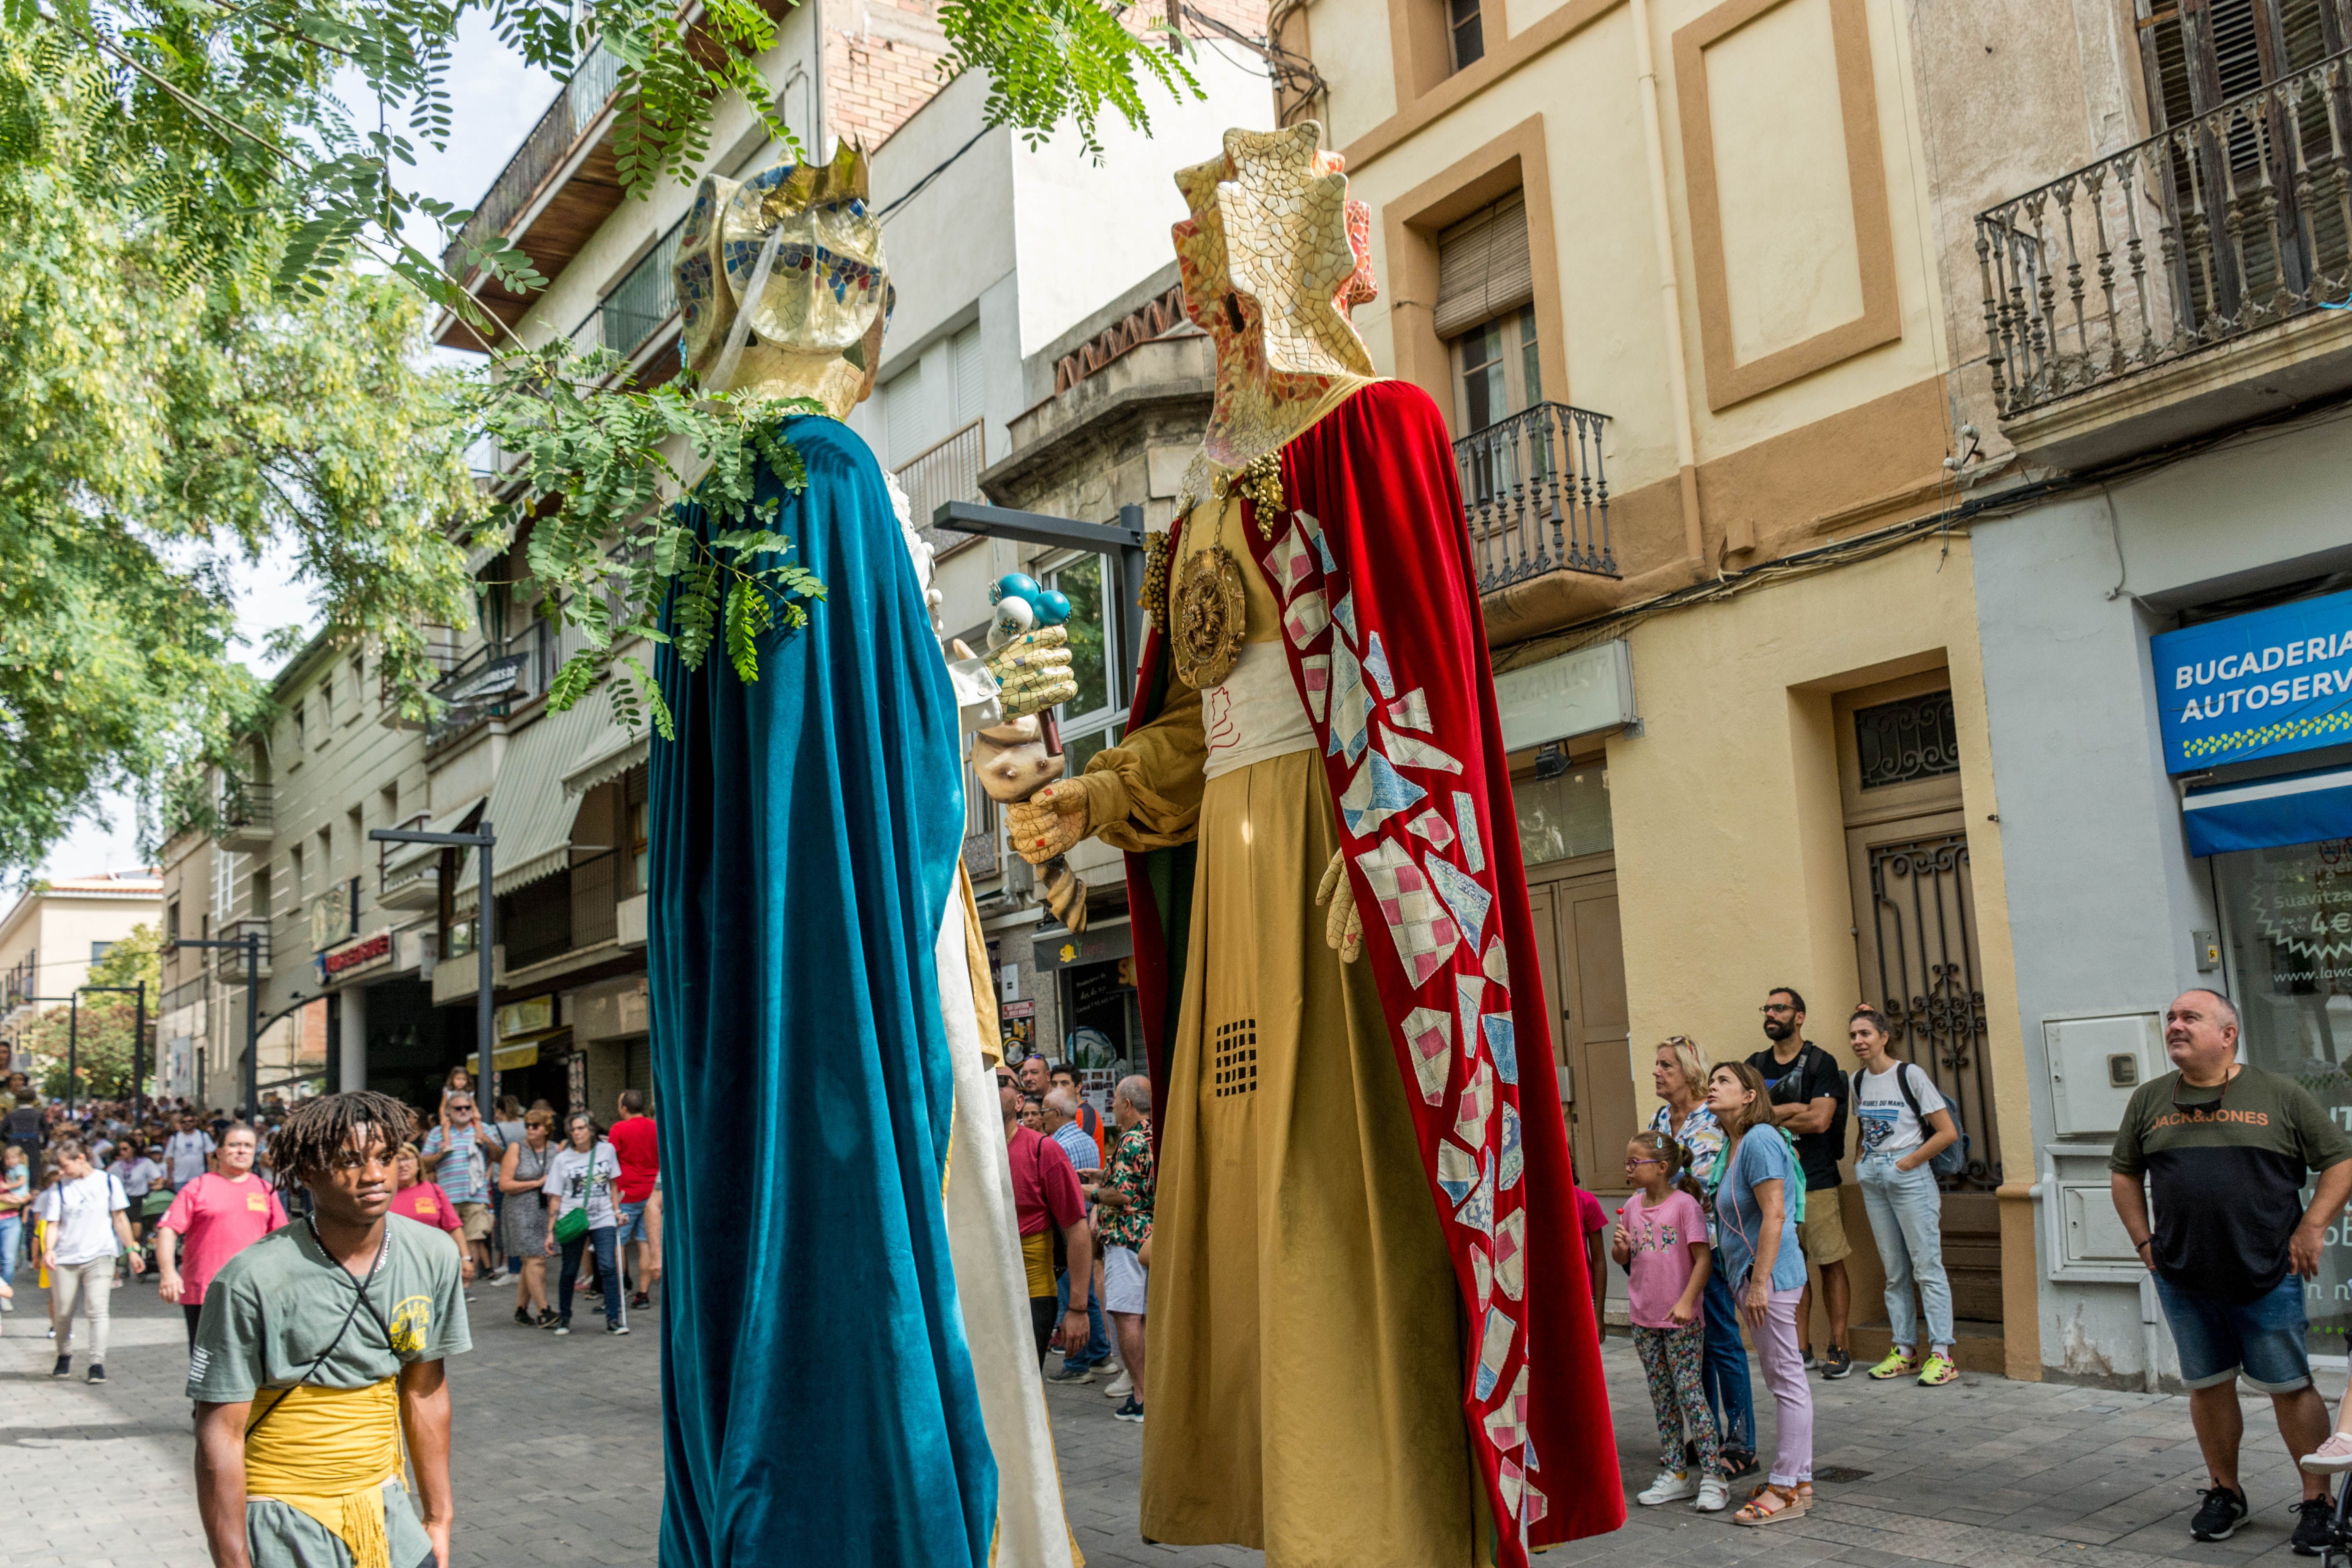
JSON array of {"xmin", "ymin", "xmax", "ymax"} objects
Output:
[{"xmin": 1747, "ymin": 987, "xmax": 1854, "ymax": 1379}]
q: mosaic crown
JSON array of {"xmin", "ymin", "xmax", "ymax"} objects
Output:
[
  {"xmin": 673, "ymin": 143, "xmax": 895, "ymax": 417},
  {"xmin": 1171, "ymin": 123, "xmax": 1379, "ymax": 476}
]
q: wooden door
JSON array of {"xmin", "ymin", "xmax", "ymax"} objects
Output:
[
  {"xmin": 1529, "ymin": 870, "xmax": 1636, "ymax": 1202},
  {"xmin": 1845, "ymin": 807, "xmax": 2003, "ymax": 1322}
]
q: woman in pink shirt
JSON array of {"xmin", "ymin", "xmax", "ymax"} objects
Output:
[{"xmin": 154, "ymin": 1122, "xmax": 287, "ymax": 1349}]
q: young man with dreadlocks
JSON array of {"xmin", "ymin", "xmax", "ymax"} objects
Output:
[{"xmin": 188, "ymin": 1090, "xmax": 468, "ymax": 1568}]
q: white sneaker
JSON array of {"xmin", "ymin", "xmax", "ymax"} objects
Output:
[
  {"xmin": 1103, "ymin": 1368, "xmax": 1134, "ymax": 1400},
  {"xmin": 1695, "ymin": 1477, "xmax": 1730, "ymax": 1512},
  {"xmin": 1639, "ymin": 1468, "xmax": 1697, "ymax": 1506}
]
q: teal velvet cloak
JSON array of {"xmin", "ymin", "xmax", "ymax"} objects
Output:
[{"xmin": 649, "ymin": 415, "xmax": 995, "ymax": 1565}]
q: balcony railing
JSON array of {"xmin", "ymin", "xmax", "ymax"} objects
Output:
[
  {"xmin": 895, "ymin": 421, "xmax": 987, "ymax": 548},
  {"xmin": 212, "ymin": 918, "xmax": 272, "ymax": 981},
  {"xmin": 1453, "ymin": 401, "xmax": 1615, "ymax": 590},
  {"xmin": 602, "ymin": 221, "xmax": 683, "ymax": 360},
  {"xmin": 439, "ymin": 39, "xmax": 621, "ymax": 283},
  {"xmin": 1976, "ymin": 48, "xmax": 2352, "ymax": 420},
  {"xmin": 215, "ymin": 781, "xmax": 274, "ymax": 847}
]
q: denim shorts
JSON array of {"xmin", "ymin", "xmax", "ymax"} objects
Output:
[
  {"xmin": 617, "ymin": 1200, "xmax": 650, "ymax": 1245},
  {"xmin": 2154, "ymin": 1272, "xmax": 2313, "ymax": 1392}
]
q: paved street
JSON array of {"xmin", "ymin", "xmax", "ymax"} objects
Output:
[{"xmin": 0, "ymin": 1270, "xmax": 2339, "ymax": 1568}]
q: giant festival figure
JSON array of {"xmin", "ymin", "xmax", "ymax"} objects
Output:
[
  {"xmin": 1008, "ymin": 124, "xmax": 1625, "ymax": 1567},
  {"xmin": 645, "ymin": 148, "xmax": 1086, "ymax": 1567}
]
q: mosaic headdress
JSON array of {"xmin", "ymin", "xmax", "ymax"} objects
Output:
[
  {"xmin": 1171, "ymin": 123, "xmax": 1379, "ymax": 506},
  {"xmin": 673, "ymin": 144, "xmax": 895, "ymax": 418}
]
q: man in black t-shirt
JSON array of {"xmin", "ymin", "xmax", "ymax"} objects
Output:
[
  {"xmin": 1747, "ymin": 986, "xmax": 1853, "ymax": 1379},
  {"xmin": 2113, "ymin": 989, "xmax": 2352, "ymax": 1549}
]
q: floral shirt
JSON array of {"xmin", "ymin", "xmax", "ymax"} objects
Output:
[
  {"xmin": 1649, "ymin": 1102, "xmax": 1726, "ymax": 1240},
  {"xmin": 1095, "ymin": 1121, "xmax": 1154, "ymax": 1251}
]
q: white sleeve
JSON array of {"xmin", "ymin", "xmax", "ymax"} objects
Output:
[
  {"xmin": 107, "ymin": 1176, "xmax": 128, "ymax": 1212},
  {"xmin": 1907, "ymin": 1064, "xmax": 1949, "ymax": 1115}
]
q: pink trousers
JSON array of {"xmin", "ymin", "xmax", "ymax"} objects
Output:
[{"xmin": 1750, "ymin": 1284, "xmax": 1814, "ymax": 1488}]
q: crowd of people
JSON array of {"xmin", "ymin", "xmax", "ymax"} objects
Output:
[
  {"xmin": 0, "ymin": 1064, "xmax": 666, "ymax": 1379},
  {"xmin": 1611, "ymin": 987, "xmax": 1963, "ymax": 1525},
  {"xmin": 1002, "ymin": 1052, "xmax": 1156, "ymax": 1424}
]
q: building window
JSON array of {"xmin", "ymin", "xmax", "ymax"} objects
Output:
[
  {"xmin": 291, "ymin": 699, "xmax": 306, "ymax": 749},
  {"xmin": 1045, "ymin": 553, "xmax": 1127, "ymax": 777},
  {"xmin": 1435, "ymin": 195, "xmax": 1538, "ymax": 432},
  {"xmin": 1515, "ymin": 762, "xmax": 1612, "ymax": 867},
  {"xmin": 90, "ymin": 940, "xmax": 115, "ymax": 963},
  {"xmin": 166, "ymin": 901, "xmax": 181, "ymax": 944},
  {"xmin": 1449, "ymin": 0, "xmax": 1484, "ymax": 70},
  {"xmin": 626, "ymin": 766, "xmax": 650, "ymax": 895},
  {"xmin": 1853, "ymin": 690, "xmax": 1962, "ymax": 789}
]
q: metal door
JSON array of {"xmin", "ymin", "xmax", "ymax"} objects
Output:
[{"xmin": 1846, "ymin": 809, "xmax": 2004, "ymax": 1321}]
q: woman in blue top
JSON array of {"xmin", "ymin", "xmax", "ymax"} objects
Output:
[{"xmin": 1705, "ymin": 1060, "xmax": 1813, "ymax": 1526}]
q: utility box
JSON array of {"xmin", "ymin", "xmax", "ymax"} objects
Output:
[{"xmin": 2046, "ymin": 1012, "xmax": 2164, "ymax": 1137}]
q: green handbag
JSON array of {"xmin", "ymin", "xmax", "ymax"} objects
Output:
[{"xmin": 553, "ymin": 1163, "xmax": 598, "ymax": 1245}]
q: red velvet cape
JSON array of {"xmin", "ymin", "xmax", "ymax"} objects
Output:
[{"xmin": 1120, "ymin": 380, "xmax": 1623, "ymax": 1560}]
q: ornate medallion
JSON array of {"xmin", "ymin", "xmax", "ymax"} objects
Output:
[{"xmin": 1171, "ymin": 543, "xmax": 1247, "ymax": 690}]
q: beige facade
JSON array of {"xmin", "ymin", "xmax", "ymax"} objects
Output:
[{"xmin": 1, "ymin": 870, "xmax": 163, "ymax": 1080}]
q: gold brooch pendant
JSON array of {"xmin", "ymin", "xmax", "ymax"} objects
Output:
[{"xmin": 1171, "ymin": 544, "xmax": 1247, "ymax": 690}]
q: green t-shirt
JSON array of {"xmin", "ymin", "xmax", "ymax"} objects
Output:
[
  {"xmin": 2110, "ymin": 1063, "xmax": 2352, "ymax": 1301},
  {"xmin": 187, "ymin": 1214, "xmax": 471, "ymax": 1403}
]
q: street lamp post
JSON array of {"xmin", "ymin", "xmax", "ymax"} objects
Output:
[
  {"xmin": 367, "ymin": 824, "xmax": 498, "ymax": 1109},
  {"xmin": 165, "ymin": 930, "xmax": 264, "ymax": 1114}
]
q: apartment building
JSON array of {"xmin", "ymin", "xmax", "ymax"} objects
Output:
[
  {"xmin": 1278, "ymin": 0, "xmax": 2352, "ymax": 1385},
  {"xmin": 0, "ymin": 869, "xmax": 162, "ymax": 1076}
]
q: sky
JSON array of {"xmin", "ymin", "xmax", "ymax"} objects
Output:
[{"xmin": 35, "ymin": 20, "xmax": 557, "ymax": 882}]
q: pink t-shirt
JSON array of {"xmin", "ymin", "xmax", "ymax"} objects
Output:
[
  {"xmin": 1616, "ymin": 1188, "xmax": 1708, "ymax": 1330},
  {"xmin": 390, "ymin": 1182, "xmax": 463, "ymax": 1235},
  {"xmin": 156, "ymin": 1173, "xmax": 289, "ymax": 1303},
  {"xmin": 1574, "ymin": 1185, "xmax": 1607, "ymax": 1234}
]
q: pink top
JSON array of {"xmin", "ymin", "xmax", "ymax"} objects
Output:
[
  {"xmin": 1616, "ymin": 1188, "xmax": 1708, "ymax": 1330},
  {"xmin": 390, "ymin": 1182, "xmax": 463, "ymax": 1235},
  {"xmin": 1574, "ymin": 1185, "xmax": 1607, "ymax": 1234},
  {"xmin": 156, "ymin": 1173, "xmax": 289, "ymax": 1304}
]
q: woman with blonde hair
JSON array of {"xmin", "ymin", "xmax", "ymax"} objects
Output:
[{"xmin": 1649, "ymin": 1036, "xmax": 1754, "ymax": 1480}]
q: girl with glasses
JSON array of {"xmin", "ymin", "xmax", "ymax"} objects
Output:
[{"xmin": 1613, "ymin": 1131, "xmax": 1727, "ymax": 1512}]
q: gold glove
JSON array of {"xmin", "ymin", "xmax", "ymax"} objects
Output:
[
  {"xmin": 1315, "ymin": 848, "xmax": 1364, "ymax": 963},
  {"xmin": 1008, "ymin": 779, "xmax": 1091, "ymax": 866},
  {"xmin": 986, "ymin": 627, "xmax": 1078, "ymax": 720}
]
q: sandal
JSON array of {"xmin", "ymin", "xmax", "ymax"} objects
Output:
[{"xmin": 1732, "ymin": 1482, "xmax": 1811, "ymax": 1526}]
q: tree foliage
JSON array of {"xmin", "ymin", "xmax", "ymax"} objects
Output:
[
  {"xmin": 2, "ymin": 0, "xmax": 1198, "ymax": 877},
  {"xmin": 18, "ymin": 922, "xmax": 162, "ymax": 1100}
]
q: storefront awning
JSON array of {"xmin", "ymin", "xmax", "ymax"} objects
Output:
[
  {"xmin": 451, "ymin": 697, "xmax": 625, "ymax": 914},
  {"xmin": 383, "ymin": 796, "xmax": 484, "ymax": 879},
  {"xmin": 563, "ymin": 727, "xmax": 648, "ymax": 797},
  {"xmin": 2183, "ymin": 766, "xmax": 2352, "ymax": 856}
]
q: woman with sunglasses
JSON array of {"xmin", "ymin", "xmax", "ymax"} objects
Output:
[
  {"xmin": 1649, "ymin": 1036, "xmax": 1756, "ymax": 1480},
  {"xmin": 1848, "ymin": 1005, "xmax": 1961, "ymax": 1385}
]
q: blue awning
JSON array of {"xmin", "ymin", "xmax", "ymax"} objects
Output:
[{"xmin": 2182, "ymin": 766, "xmax": 2352, "ymax": 856}]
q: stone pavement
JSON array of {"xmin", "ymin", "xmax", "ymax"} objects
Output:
[{"xmin": 0, "ymin": 1266, "xmax": 2338, "ymax": 1568}]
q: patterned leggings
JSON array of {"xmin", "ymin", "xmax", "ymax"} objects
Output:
[{"xmin": 1633, "ymin": 1322, "xmax": 1723, "ymax": 1479}]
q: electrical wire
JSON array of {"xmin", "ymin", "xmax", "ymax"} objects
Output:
[{"xmin": 876, "ymin": 126, "xmax": 993, "ymax": 223}]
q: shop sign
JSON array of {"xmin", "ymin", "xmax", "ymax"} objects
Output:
[
  {"xmin": 497, "ymin": 995, "xmax": 556, "ymax": 1040},
  {"xmin": 1001, "ymin": 998, "xmax": 1036, "ymax": 1056},
  {"xmin": 2152, "ymin": 587, "xmax": 2352, "ymax": 773},
  {"xmin": 1032, "ymin": 920, "xmax": 1133, "ymax": 975},
  {"xmin": 1493, "ymin": 639, "xmax": 1636, "ymax": 754},
  {"xmin": 316, "ymin": 929, "xmax": 393, "ymax": 985}
]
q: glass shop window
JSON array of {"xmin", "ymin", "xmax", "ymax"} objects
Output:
[
  {"xmin": 1043, "ymin": 551, "xmax": 1127, "ymax": 778},
  {"xmin": 2214, "ymin": 834, "xmax": 2352, "ymax": 1348},
  {"xmin": 1513, "ymin": 760, "xmax": 1612, "ymax": 868}
]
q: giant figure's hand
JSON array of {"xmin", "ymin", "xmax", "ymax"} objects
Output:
[
  {"xmin": 1009, "ymin": 780, "xmax": 1091, "ymax": 865},
  {"xmin": 1315, "ymin": 849, "xmax": 1364, "ymax": 963},
  {"xmin": 986, "ymin": 627, "xmax": 1077, "ymax": 720}
]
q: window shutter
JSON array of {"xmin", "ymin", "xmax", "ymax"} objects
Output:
[
  {"xmin": 883, "ymin": 366, "xmax": 930, "ymax": 466},
  {"xmin": 1432, "ymin": 193, "xmax": 1534, "ymax": 341},
  {"xmin": 952, "ymin": 322, "xmax": 986, "ymax": 427}
]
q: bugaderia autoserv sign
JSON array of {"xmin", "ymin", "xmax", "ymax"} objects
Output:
[{"xmin": 2152, "ymin": 586, "xmax": 2352, "ymax": 774}]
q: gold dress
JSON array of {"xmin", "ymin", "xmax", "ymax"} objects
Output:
[{"xmin": 1074, "ymin": 495, "xmax": 1483, "ymax": 1566}]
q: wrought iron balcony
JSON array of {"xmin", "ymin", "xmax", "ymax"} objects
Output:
[
  {"xmin": 1976, "ymin": 47, "xmax": 2352, "ymax": 422},
  {"xmin": 215, "ymin": 781, "xmax": 274, "ymax": 849},
  {"xmin": 1453, "ymin": 401, "xmax": 1615, "ymax": 591},
  {"xmin": 897, "ymin": 422, "xmax": 988, "ymax": 555}
]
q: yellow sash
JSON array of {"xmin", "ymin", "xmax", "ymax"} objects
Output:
[
  {"xmin": 244, "ymin": 1378, "xmax": 404, "ymax": 1568},
  {"xmin": 1020, "ymin": 1230, "xmax": 1055, "ymax": 1300}
]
